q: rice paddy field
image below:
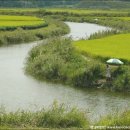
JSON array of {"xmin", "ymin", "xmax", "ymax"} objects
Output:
[
  {"xmin": 74, "ymin": 33, "xmax": 130, "ymax": 61},
  {"xmin": 0, "ymin": 15, "xmax": 45, "ymax": 28},
  {"xmin": 0, "ymin": 8, "xmax": 130, "ymax": 16}
]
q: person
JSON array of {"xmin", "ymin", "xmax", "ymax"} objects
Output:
[{"xmin": 106, "ymin": 64, "xmax": 111, "ymax": 81}]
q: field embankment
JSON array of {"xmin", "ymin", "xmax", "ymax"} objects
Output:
[{"xmin": 0, "ymin": 17, "xmax": 69, "ymax": 46}]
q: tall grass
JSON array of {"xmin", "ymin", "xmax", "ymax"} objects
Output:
[
  {"xmin": 112, "ymin": 66, "xmax": 130, "ymax": 92},
  {"xmin": 96, "ymin": 110, "xmax": 130, "ymax": 126},
  {"xmin": 0, "ymin": 102, "xmax": 89, "ymax": 128},
  {"xmin": 88, "ymin": 29, "xmax": 120, "ymax": 40},
  {"xmin": 25, "ymin": 37, "xmax": 104, "ymax": 88}
]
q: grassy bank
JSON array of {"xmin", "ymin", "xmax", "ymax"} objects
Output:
[
  {"xmin": 74, "ymin": 34, "xmax": 130, "ymax": 92},
  {"xmin": 1, "ymin": 103, "xmax": 130, "ymax": 129},
  {"xmin": 0, "ymin": 102, "xmax": 89, "ymax": 129},
  {"xmin": 25, "ymin": 38, "xmax": 104, "ymax": 88},
  {"xmin": 0, "ymin": 17, "xmax": 69, "ymax": 46},
  {"xmin": 25, "ymin": 37, "xmax": 130, "ymax": 92},
  {"xmin": 97, "ymin": 110, "xmax": 130, "ymax": 126}
]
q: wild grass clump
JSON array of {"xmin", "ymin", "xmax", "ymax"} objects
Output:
[
  {"xmin": 88, "ymin": 29, "xmax": 120, "ymax": 40},
  {"xmin": 0, "ymin": 102, "xmax": 89, "ymax": 128},
  {"xmin": 25, "ymin": 38, "xmax": 104, "ymax": 88},
  {"xmin": 96, "ymin": 110, "xmax": 130, "ymax": 126},
  {"xmin": 112, "ymin": 66, "xmax": 130, "ymax": 92}
]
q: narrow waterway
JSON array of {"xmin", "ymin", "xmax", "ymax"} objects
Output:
[{"xmin": 0, "ymin": 22, "xmax": 130, "ymax": 121}]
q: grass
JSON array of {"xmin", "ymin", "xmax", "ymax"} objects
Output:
[
  {"xmin": 0, "ymin": 15, "xmax": 41, "ymax": 21},
  {"xmin": 0, "ymin": 15, "xmax": 46, "ymax": 30},
  {"xmin": 25, "ymin": 38, "xmax": 104, "ymax": 88},
  {"xmin": 0, "ymin": 102, "xmax": 89, "ymax": 128},
  {"xmin": 0, "ymin": 8, "xmax": 130, "ymax": 17},
  {"xmin": 74, "ymin": 33, "xmax": 130, "ymax": 61},
  {"xmin": 0, "ymin": 17, "xmax": 69, "ymax": 45},
  {"xmin": 45, "ymin": 8, "xmax": 130, "ymax": 16},
  {"xmin": 97, "ymin": 110, "xmax": 130, "ymax": 126}
]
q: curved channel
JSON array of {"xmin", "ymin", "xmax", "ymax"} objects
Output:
[{"xmin": 0, "ymin": 22, "xmax": 130, "ymax": 121}]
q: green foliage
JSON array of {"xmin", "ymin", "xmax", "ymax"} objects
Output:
[
  {"xmin": 97, "ymin": 110, "xmax": 130, "ymax": 126},
  {"xmin": 88, "ymin": 29, "xmax": 120, "ymax": 40},
  {"xmin": 26, "ymin": 38, "xmax": 104, "ymax": 88},
  {"xmin": 0, "ymin": 102, "xmax": 89, "ymax": 128},
  {"xmin": 0, "ymin": 17, "xmax": 69, "ymax": 46},
  {"xmin": 72, "ymin": 62, "xmax": 104, "ymax": 87},
  {"xmin": 112, "ymin": 66, "xmax": 130, "ymax": 92}
]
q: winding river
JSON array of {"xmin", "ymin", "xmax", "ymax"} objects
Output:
[{"xmin": 0, "ymin": 22, "xmax": 130, "ymax": 121}]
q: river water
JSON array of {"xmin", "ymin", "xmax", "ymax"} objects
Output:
[{"xmin": 0, "ymin": 22, "xmax": 130, "ymax": 121}]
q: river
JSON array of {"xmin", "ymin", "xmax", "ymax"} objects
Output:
[{"xmin": 0, "ymin": 22, "xmax": 130, "ymax": 121}]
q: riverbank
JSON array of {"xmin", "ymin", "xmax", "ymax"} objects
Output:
[
  {"xmin": 0, "ymin": 17, "xmax": 69, "ymax": 46},
  {"xmin": 25, "ymin": 38, "xmax": 104, "ymax": 88},
  {"xmin": 0, "ymin": 102, "xmax": 89, "ymax": 129},
  {"xmin": 25, "ymin": 36, "xmax": 130, "ymax": 93},
  {"xmin": 1, "ymin": 103, "xmax": 130, "ymax": 129}
]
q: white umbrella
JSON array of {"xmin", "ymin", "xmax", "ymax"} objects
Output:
[{"xmin": 106, "ymin": 58, "xmax": 124, "ymax": 65}]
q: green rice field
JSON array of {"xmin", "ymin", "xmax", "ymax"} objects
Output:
[
  {"xmin": 0, "ymin": 15, "xmax": 45, "ymax": 28},
  {"xmin": 74, "ymin": 33, "xmax": 130, "ymax": 61}
]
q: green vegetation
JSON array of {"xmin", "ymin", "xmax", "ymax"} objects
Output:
[
  {"xmin": 97, "ymin": 110, "xmax": 130, "ymax": 126},
  {"xmin": 1, "ymin": 0, "xmax": 130, "ymax": 9},
  {"xmin": 1, "ymin": 102, "xmax": 130, "ymax": 129},
  {"xmin": 74, "ymin": 34, "xmax": 130, "ymax": 61},
  {"xmin": 0, "ymin": 102, "xmax": 89, "ymax": 128},
  {"xmin": 0, "ymin": 17, "xmax": 69, "ymax": 46},
  {"xmin": 0, "ymin": 15, "xmax": 47, "ymax": 31},
  {"xmin": 25, "ymin": 38, "xmax": 104, "ymax": 88},
  {"xmin": 112, "ymin": 66, "xmax": 130, "ymax": 92},
  {"xmin": 88, "ymin": 29, "xmax": 120, "ymax": 40},
  {"xmin": 0, "ymin": 7, "xmax": 130, "ymax": 129}
]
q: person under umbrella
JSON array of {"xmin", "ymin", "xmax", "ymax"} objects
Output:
[
  {"xmin": 106, "ymin": 58, "xmax": 124, "ymax": 82},
  {"xmin": 106, "ymin": 64, "xmax": 111, "ymax": 81}
]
